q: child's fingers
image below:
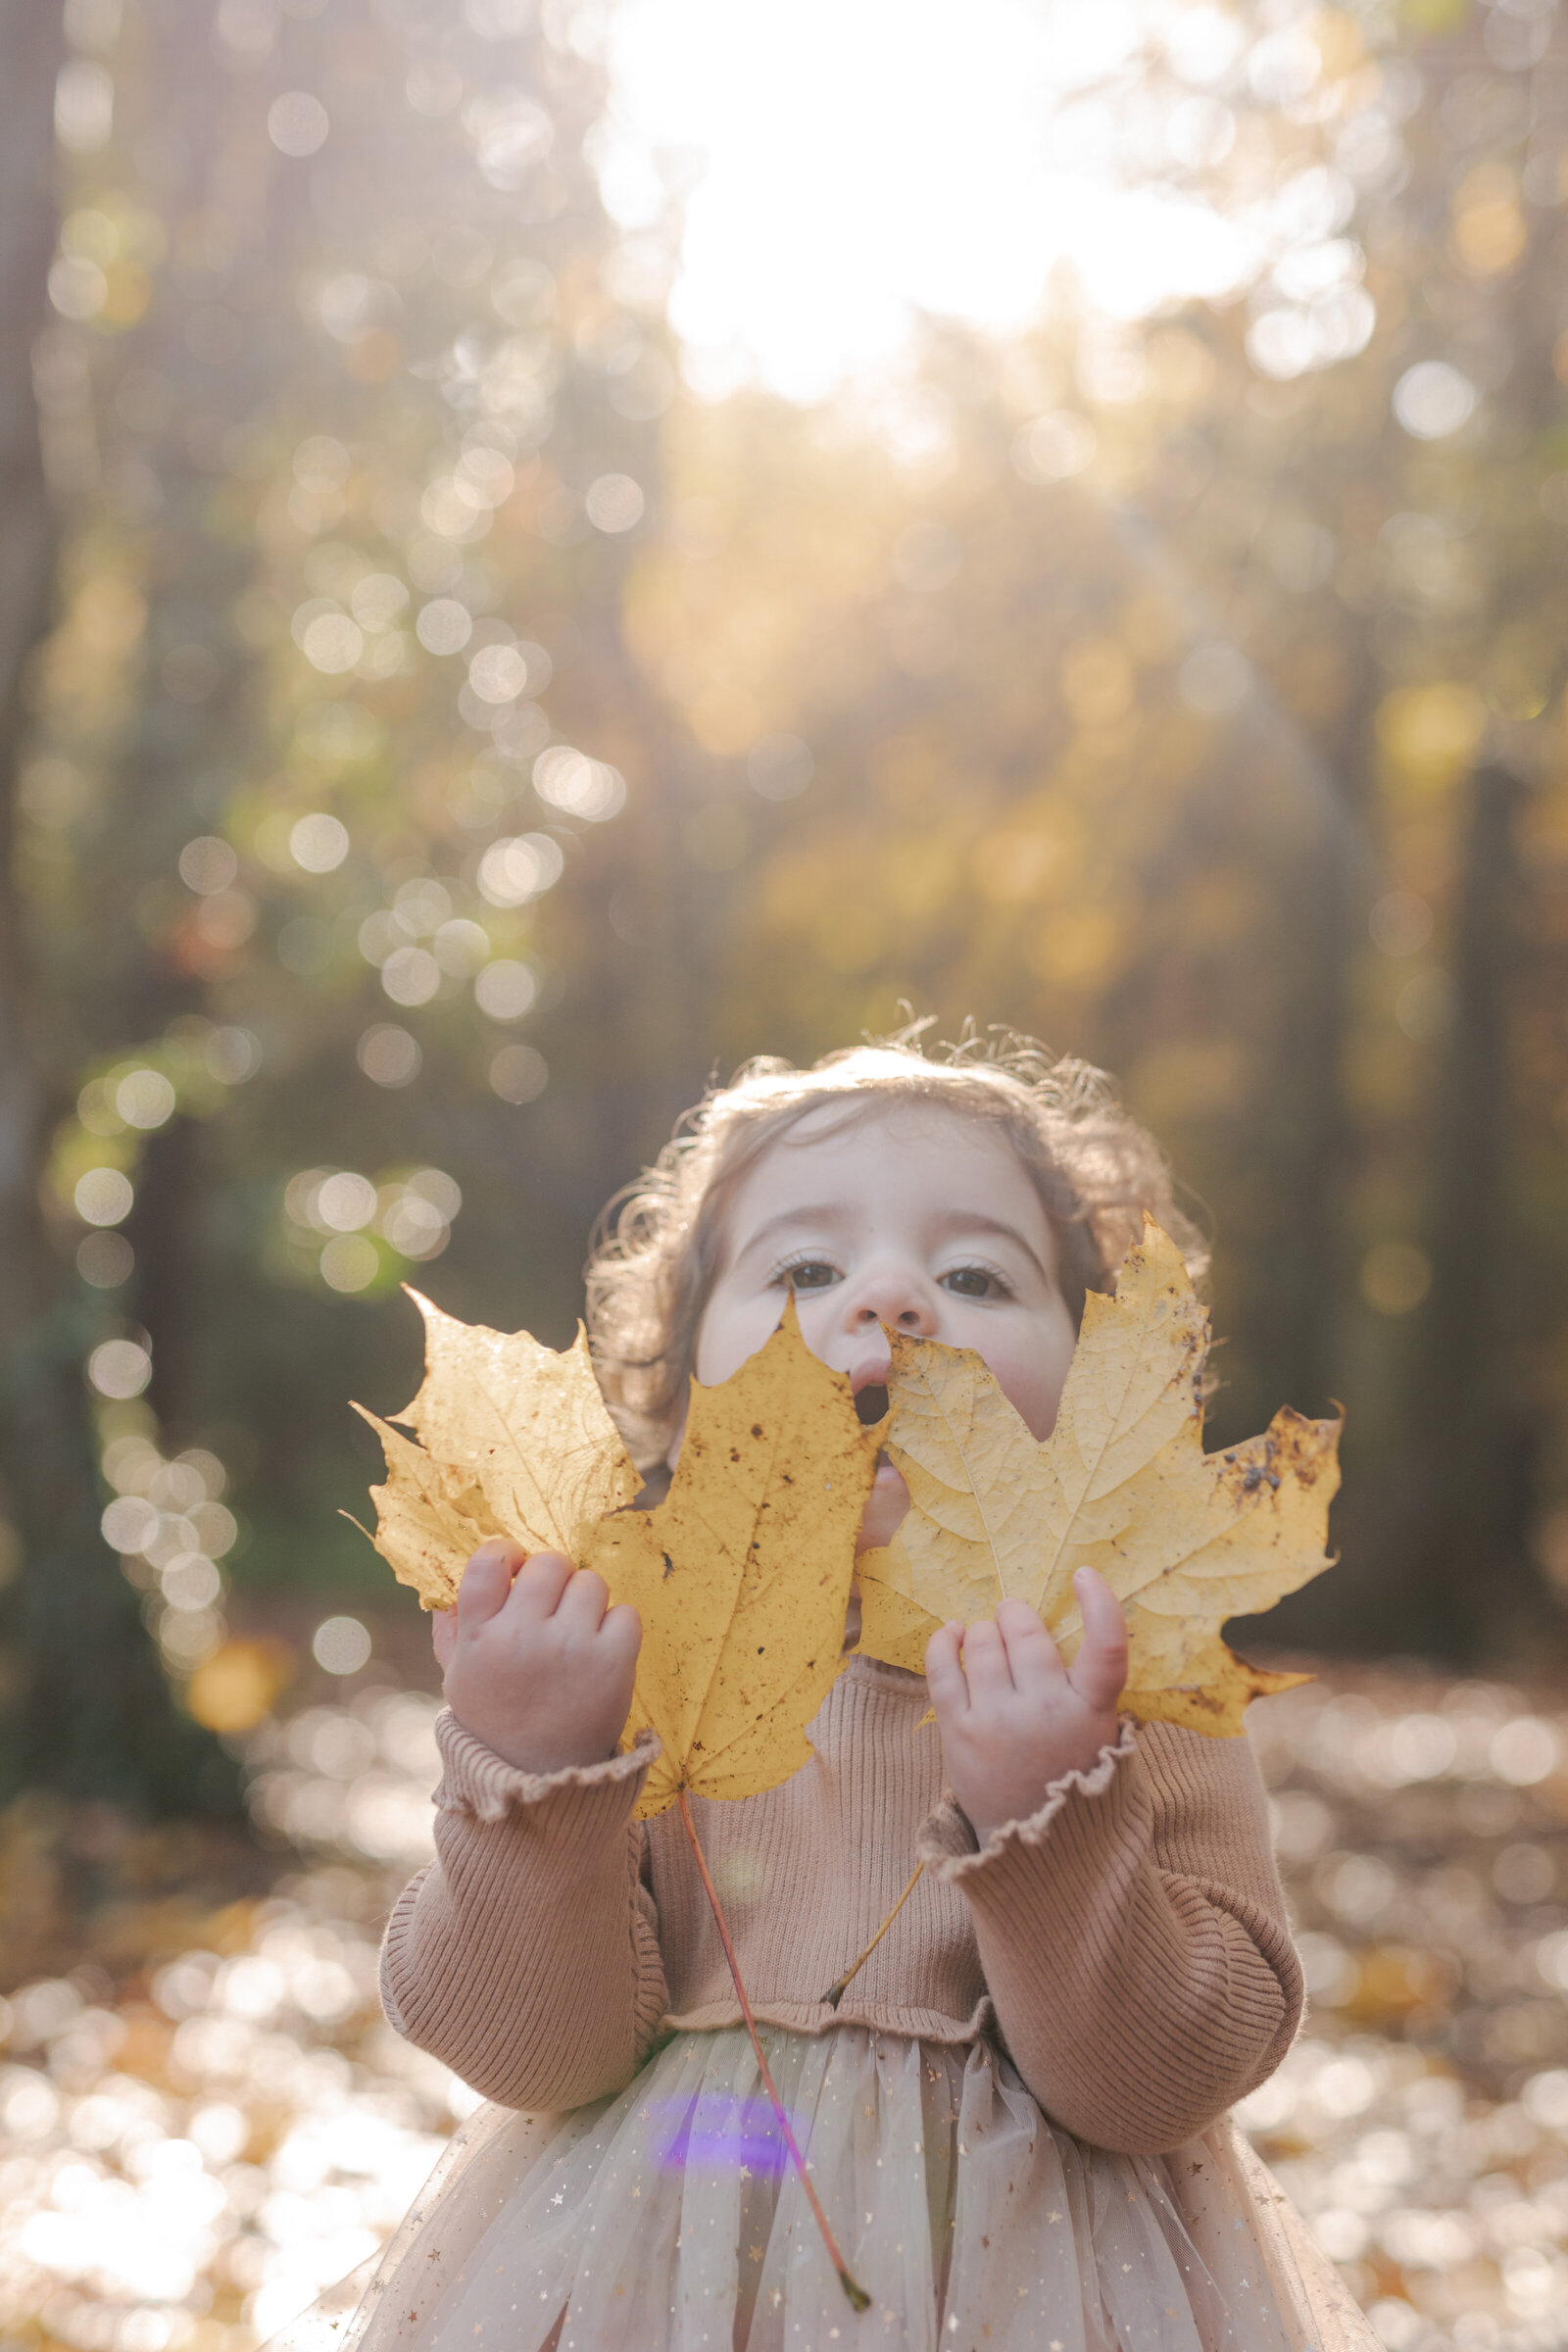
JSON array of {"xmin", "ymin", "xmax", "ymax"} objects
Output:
[
  {"xmin": 431, "ymin": 1606, "xmax": 458, "ymax": 1672},
  {"xmin": 456, "ymin": 1539, "xmax": 526, "ymax": 1629},
  {"xmin": 924, "ymin": 1621, "xmax": 969, "ymax": 1714},
  {"xmin": 1068, "ymin": 1567, "xmax": 1129, "ymax": 1714},
  {"xmin": 598, "ymin": 1601, "xmax": 643, "ymax": 1669},
  {"xmin": 503, "ymin": 1550, "xmax": 575, "ymax": 1623},
  {"xmin": 553, "ymin": 1565, "xmax": 611, "ymax": 1636},
  {"xmin": 994, "ymin": 1597, "xmax": 1062, "ymax": 1687},
  {"xmin": 958, "ymin": 1615, "xmax": 1014, "ymax": 1701}
]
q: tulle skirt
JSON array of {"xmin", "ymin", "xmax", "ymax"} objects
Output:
[{"xmin": 278, "ymin": 2026, "xmax": 1376, "ymax": 2352}]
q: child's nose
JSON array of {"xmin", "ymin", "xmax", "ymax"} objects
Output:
[{"xmin": 841, "ymin": 1266, "xmax": 937, "ymax": 1335}]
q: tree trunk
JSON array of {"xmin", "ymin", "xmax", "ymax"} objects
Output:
[
  {"xmin": 1301, "ymin": 763, "xmax": 1544, "ymax": 1659},
  {"xmin": 0, "ymin": 13, "xmax": 237, "ymax": 1812},
  {"xmin": 1398, "ymin": 764, "xmax": 1543, "ymax": 1655}
]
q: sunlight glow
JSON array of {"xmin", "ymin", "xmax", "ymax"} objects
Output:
[{"xmin": 601, "ymin": 0, "xmax": 1259, "ymax": 401}]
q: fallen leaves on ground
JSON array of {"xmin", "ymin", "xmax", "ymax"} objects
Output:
[
  {"xmin": 856, "ymin": 1218, "xmax": 1342, "ymax": 1735},
  {"xmin": 8, "ymin": 1664, "xmax": 1568, "ymax": 2349}
]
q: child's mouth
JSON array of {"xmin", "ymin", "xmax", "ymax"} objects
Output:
[{"xmin": 855, "ymin": 1383, "xmax": 889, "ymax": 1427}]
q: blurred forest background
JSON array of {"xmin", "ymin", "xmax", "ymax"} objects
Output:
[
  {"xmin": 2, "ymin": 0, "xmax": 1568, "ymax": 1820},
  {"xmin": 10, "ymin": 7, "xmax": 1568, "ymax": 2346}
]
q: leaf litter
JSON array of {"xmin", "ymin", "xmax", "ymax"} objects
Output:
[{"xmin": 7, "ymin": 1665, "xmax": 1568, "ymax": 2347}]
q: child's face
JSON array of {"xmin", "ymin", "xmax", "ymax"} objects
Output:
[{"xmin": 694, "ymin": 1102, "xmax": 1079, "ymax": 1439}]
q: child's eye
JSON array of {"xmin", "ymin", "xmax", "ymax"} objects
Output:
[
  {"xmin": 779, "ymin": 1259, "xmax": 840, "ymax": 1293},
  {"xmin": 941, "ymin": 1264, "xmax": 1010, "ymax": 1300}
]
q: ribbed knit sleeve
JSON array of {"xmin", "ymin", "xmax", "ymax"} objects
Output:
[
  {"xmin": 918, "ymin": 1718, "xmax": 1301, "ymax": 2157},
  {"xmin": 380, "ymin": 1711, "xmax": 667, "ymax": 2111}
]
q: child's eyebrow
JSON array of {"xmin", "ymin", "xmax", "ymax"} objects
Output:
[
  {"xmin": 940, "ymin": 1211, "xmax": 1053, "ymax": 1285},
  {"xmin": 732, "ymin": 1204, "xmax": 851, "ymax": 1263}
]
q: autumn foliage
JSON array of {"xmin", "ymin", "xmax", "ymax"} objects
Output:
[
  {"xmin": 858, "ymin": 1220, "xmax": 1341, "ymax": 1735},
  {"xmin": 358, "ymin": 1224, "xmax": 1339, "ymax": 1761}
]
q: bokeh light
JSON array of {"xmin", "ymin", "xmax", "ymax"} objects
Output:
[
  {"xmin": 74, "ymin": 1169, "xmax": 133, "ymax": 1228},
  {"xmin": 87, "ymin": 1340, "xmax": 152, "ymax": 1400},
  {"xmin": 76, "ymin": 1231, "xmax": 134, "ymax": 1288},
  {"xmin": 1392, "ymin": 361, "xmax": 1479, "ymax": 442},
  {"xmin": 355, "ymin": 1027, "xmax": 421, "ymax": 1089},
  {"xmin": 312, "ymin": 1618, "xmax": 372, "ymax": 1677}
]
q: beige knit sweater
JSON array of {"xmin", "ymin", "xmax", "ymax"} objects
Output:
[{"xmin": 381, "ymin": 1652, "xmax": 1301, "ymax": 2159}]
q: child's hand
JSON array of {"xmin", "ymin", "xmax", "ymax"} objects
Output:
[
  {"xmin": 432, "ymin": 1539, "xmax": 642, "ymax": 1777},
  {"xmin": 924, "ymin": 1568, "xmax": 1128, "ymax": 1846}
]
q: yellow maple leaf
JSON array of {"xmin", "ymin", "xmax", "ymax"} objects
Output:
[
  {"xmin": 856, "ymin": 1218, "xmax": 1340, "ymax": 1734},
  {"xmin": 585, "ymin": 1301, "xmax": 884, "ymax": 1818},
  {"xmin": 349, "ymin": 1412, "xmax": 509, "ymax": 1611},
  {"xmin": 351, "ymin": 1288, "xmax": 640, "ymax": 1609},
  {"xmin": 353, "ymin": 1292, "xmax": 882, "ymax": 1814}
]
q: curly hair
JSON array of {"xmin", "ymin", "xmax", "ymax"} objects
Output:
[{"xmin": 584, "ymin": 1026, "xmax": 1208, "ymax": 1469}]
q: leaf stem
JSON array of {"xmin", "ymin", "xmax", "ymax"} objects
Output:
[
  {"xmin": 818, "ymin": 1860, "xmax": 923, "ymax": 2009},
  {"xmin": 675, "ymin": 1788, "xmax": 870, "ymax": 2314}
]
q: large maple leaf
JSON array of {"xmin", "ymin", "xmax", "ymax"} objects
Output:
[
  {"xmin": 353, "ymin": 1295, "xmax": 883, "ymax": 1814},
  {"xmin": 583, "ymin": 1304, "xmax": 884, "ymax": 1818},
  {"xmin": 351, "ymin": 1289, "xmax": 641, "ymax": 1610},
  {"xmin": 855, "ymin": 1217, "xmax": 1341, "ymax": 1735}
]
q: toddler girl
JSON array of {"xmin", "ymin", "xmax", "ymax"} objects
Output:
[{"xmin": 334, "ymin": 1036, "xmax": 1376, "ymax": 2352}]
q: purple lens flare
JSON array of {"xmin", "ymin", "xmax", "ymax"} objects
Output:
[{"xmin": 648, "ymin": 2093, "xmax": 802, "ymax": 2177}]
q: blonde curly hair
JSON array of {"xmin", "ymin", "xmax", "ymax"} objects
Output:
[{"xmin": 585, "ymin": 1027, "xmax": 1207, "ymax": 1469}]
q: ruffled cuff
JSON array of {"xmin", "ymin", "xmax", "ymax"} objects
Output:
[
  {"xmin": 434, "ymin": 1707, "xmax": 661, "ymax": 1823},
  {"xmin": 917, "ymin": 1717, "xmax": 1139, "ymax": 1883}
]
